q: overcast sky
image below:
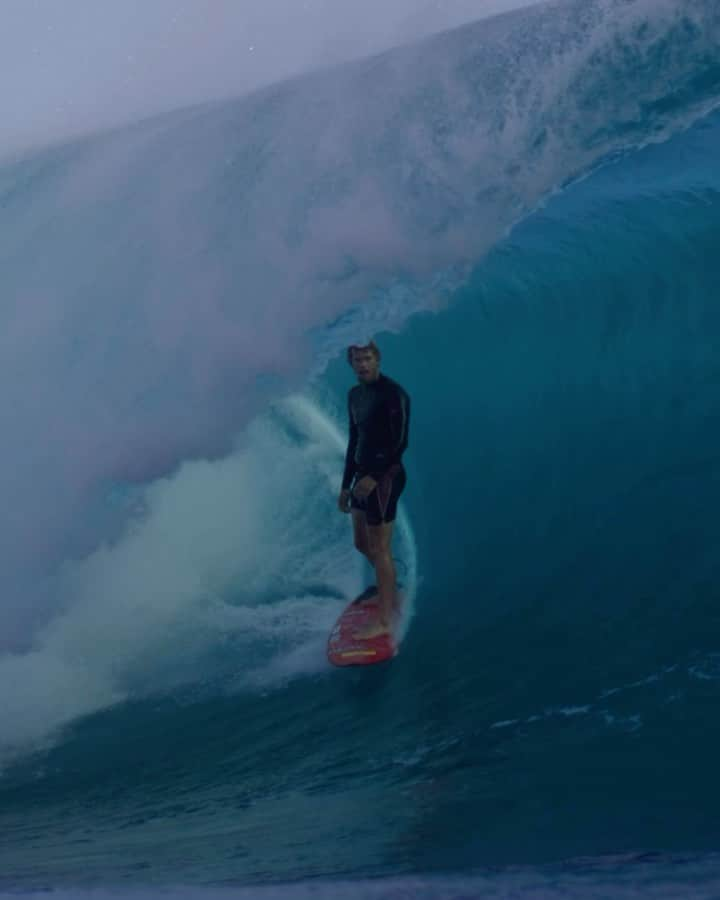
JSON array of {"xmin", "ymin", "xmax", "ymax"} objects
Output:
[{"xmin": 1, "ymin": 0, "xmax": 541, "ymax": 154}]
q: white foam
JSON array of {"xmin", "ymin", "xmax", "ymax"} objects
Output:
[{"xmin": 0, "ymin": 395, "xmax": 417, "ymax": 763}]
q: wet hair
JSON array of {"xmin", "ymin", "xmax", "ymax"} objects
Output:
[{"xmin": 347, "ymin": 341, "xmax": 381, "ymax": 366}]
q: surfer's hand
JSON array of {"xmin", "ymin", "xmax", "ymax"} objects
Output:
[
  {"xmin": 338, "ymin": 489, "xmax": 352, "ymax": 513},
  {"xmin": 352, "ymin": 476, "xmax": 377, "ymax": 500}
]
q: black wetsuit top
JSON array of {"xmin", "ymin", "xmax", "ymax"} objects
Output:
[{"xmin": 342, "ymin": 374, "xmax": 410, "ymax": 489}]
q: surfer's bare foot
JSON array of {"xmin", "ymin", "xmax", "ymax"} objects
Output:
[{"xmin": 353, "ymin": 620, "xmax": 391, "ymax": 640}]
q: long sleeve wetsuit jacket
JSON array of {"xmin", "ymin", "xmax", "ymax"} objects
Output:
[{"xmin": 342, "ymin": 374, "xmax": 410, "ymax": 489}]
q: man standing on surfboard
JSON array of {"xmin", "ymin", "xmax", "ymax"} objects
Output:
[{"xmin": 337, "ymin": 341, "xmax": 410, "ymax": 640}]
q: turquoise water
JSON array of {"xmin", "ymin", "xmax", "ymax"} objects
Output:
[{"xmin": 2, "ymin": 0, "xmax": 720, "ymax": 895}]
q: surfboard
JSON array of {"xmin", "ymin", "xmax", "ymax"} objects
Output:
[{"xmin": 327, "ymin": 585, "xmax": 403, "ymax": 667}]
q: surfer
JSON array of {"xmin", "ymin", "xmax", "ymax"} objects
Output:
[{"xmin": 337, "ymin": 341, "xmax": 410, "ymax": 640}]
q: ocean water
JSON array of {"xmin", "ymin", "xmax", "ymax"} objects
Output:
[{"xmin": 2, "ymin": 0, "xmax": 720, "ymax": 896}]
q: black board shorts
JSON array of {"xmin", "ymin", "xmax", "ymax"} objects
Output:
[{"xmin": 351, "ymin": 464, "xmax": 406, "ymax": 526}]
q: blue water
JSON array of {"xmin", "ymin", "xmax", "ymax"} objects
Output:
[{"xmin": 2, "ymin": 0, "xmax": 720, "ymax": 896}]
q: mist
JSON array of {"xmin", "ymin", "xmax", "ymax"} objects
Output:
[{"xmin": 1, "ymin": 0, "xmax": 541, "ymax": 154}]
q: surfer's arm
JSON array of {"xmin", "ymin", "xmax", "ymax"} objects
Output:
[{"xmin": 341, "ymin": 396, "xmax": 358, "ymax": 490}]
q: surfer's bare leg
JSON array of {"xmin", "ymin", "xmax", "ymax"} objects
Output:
[
  {"xmin": 354, "ymin": 522, "xmax": 396, "ymax": 639},
  {"xmin": 351, "ymin": 510, "xmax": 382, "ymax": 605},
  {"xmin": 351, "ymin": 509, "xmax": 375, "ymax": 566},
  {"xmin": 372, "ymin": 527, "xmax": 396, "ymax": 628}
]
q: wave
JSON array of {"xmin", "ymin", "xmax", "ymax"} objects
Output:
[
  {"xmin": 1, "ymin": 0, "xmax": 718, "ymax": 653},
  {"xmin": 2, "ymin": 0, "xmax": 720, "ymax": 884},
  {"xmin": 3, "ymin": 853, "xmax": 720, "ymax": 899}
]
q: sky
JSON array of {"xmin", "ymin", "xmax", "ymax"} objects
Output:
[{"xmin": 0, "ymin": 0, "xmax": 541, "ymax": 154}]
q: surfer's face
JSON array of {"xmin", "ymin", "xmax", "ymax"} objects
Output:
[{"xmin": 350, "ymin": 348, "xmax": 380, "ymax": 382}]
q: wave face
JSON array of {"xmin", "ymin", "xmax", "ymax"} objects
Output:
[{"xmin": 2, "ymin": 0, "xmax": 720, "ymax": 892}]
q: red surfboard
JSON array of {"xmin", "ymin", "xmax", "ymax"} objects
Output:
[{"xmin": 327, "ymin": 586, "xmax": 403, "ymax": 667}]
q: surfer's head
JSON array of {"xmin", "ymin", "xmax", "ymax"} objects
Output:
[{"xmin": 348, "ymin": 341, "xmax": 381, "ymax": 383}]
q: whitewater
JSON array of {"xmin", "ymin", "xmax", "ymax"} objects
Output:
[{"xmin": 2, "ymin": 0, "xmax": 720, "ymax": 895}]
